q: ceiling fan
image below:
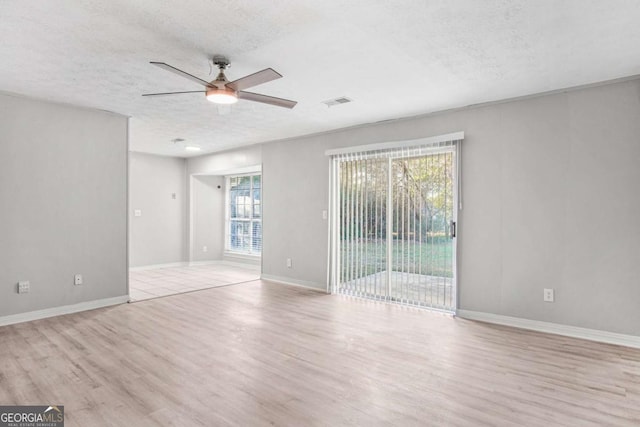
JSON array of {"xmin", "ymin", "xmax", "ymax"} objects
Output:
[{"xmin": 142, "ymin": 55, "xmax": 297, "ymax": 109}]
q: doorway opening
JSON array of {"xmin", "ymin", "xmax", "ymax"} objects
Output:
[{"xmin": 127, "ymin": 158, "xmax": 262, "ymax": 302}]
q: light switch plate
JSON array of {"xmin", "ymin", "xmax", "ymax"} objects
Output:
[{"xmin": 134, "ymin": 209, "xmax": 142, "ymax": 217}]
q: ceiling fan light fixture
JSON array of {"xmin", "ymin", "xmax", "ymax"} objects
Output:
[
  {"xmin": 206, "ymin": 87, "xmax": 238, "ymax": 104},
  {"xmin": 146, "ymin": 60, "xmax": 296, "ymax": 108}
]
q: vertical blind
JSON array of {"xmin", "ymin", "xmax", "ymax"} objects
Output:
[{"xmin": 327, "ymin": 134, "xmax": 462, "ymax": 312}]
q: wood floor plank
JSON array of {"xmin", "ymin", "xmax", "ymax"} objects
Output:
[{"xmin": 1, "ymin": 280, "xmax": 639, "ymax": 426}]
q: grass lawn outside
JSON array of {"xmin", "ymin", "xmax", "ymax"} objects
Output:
[{"xmin": 340, "ymin": 238, "xmax": 453, "ymax": 281}]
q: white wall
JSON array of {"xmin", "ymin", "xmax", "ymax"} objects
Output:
[
  {"xmin": 129, "ymin": 152, "xmax": 187, "ymax": 267},
  {"xmin": 0, "ymin": 93, "xmax": 128, "ymax": 317},
  {"xmin": 188, "ymin": 77, "xmax": 640, "ymax": 336}
]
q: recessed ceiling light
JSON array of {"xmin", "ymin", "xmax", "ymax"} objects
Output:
[{"xmin": 185, "ymin": 146, "xmax": 201, "ymax": 152}]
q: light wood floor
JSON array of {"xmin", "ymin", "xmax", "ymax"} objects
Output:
[{"xmin": 1, "ymin": 281, "xmax": 639, "ymax": 426}]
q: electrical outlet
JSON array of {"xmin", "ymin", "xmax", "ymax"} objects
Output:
[
  {"xmin": 203, "ymin": 246, "xmax": 208, "ymax": 252},
  {"xmin": 322, "ymin": 210, "xmax": 328, "ymax": 220},
  {"xmin": 18, "ymin": 281, "xmax": 30, "ymax": 294},
  {"xmin": 134, "ymin": 209, "xmax": 142, "ymax": 217},
  {"xmin": 74, "ymin": 274, "xmax": 83, "ymax": 285},
  {"xmin": 543, "ymin": 288, "xmax": 554, "ymax": 302},
  {"xmin": 286, "ymin": 258, "xmax": 292, "ymax": 268}
]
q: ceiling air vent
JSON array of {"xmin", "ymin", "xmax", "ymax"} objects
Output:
[{"xmin": 322, "ymin": 96, "xmax": 352, "ymax": 107}]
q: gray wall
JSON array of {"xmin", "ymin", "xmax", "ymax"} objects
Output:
[
  {"xmin": 261, "ymin": 138, "xmax": 329, "ymax": 284},
  {"xmin": 188, "ymin": 77, "xmax": 640, "ymax": 336},
  {"xmin": 0, "ymin": 93, "xmax": 128, "ymax": 317},
  {"xmin": 191, "ymin": 175, "xmax": 224, "ymax": 262},
  {"xmin": 129, "ymin": 152, "xmax": 187, "ymax": 267}
]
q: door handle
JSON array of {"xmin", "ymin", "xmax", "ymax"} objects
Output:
[{"xmin": 450, "ymin": 221, "xmax": 456, "ymax": 238}]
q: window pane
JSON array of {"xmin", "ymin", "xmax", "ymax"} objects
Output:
[
  {"xmin": 230, "ymin": 177, "xmax": 238, "ymax": 189},
  {"xmin": 231, "ymin": 189, "xmax": 251, "ymax": 219},
  {"xmin": 239, "ymin": 201, "xmax": 250, "ymax": 218},
  {"xmin": 230, "ymin": 189, "xmax": 239, "ymax": 217},
  {"xmin": 230, "ymin": 221, "xmax": 250, "ymax": 252},
  {"xmin": 253, "ymin": 188, "xmax": 261, "ymax": 204},
  {"xmin": 238, "ymin": 176, "xmax": 251, "ymax": 189},
  {"xmin": 253, "ymin": 175, "xmax": 261, "ymax": 188},
  {"xmin": 253, "ymin": 203, "xmax": 261, "ymax": 218},
  {"xmin": 252, "ymin": 221, "xmax": 262, "ymax": 253}
]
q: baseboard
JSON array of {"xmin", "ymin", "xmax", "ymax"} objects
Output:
[
  {"xmin": 0, "ymin": 295, "xmax": 130, "ymax": 327},
  {"xmin": 260, "ymin": 274, "xmax": 328, "ymax": 293},
  {"xmin": 457, "ymin": 310, "xmax": 640, "ymax": 349}
]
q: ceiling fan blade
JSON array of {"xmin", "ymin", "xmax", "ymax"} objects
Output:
[
  {"xmin": 142, "ymin": 90, "xmax": 205, "ymax": 97},
  {"xmin": 227, "ymin": 68, "xmax": 282, "ymax": 91},
  {"xmin": 150, "ymin": 62, "xmax": 212, "ymax": 87},
  {"xmin": 238, "ymin": 91, "xmax": 297, "ymax": 109}
]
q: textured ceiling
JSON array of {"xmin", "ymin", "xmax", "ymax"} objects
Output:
[{"xmin": 1, "ymin": 1, "xmax": 640, "ymax": 157}]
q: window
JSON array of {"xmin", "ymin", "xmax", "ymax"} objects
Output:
[{"xmin": 226, "ymin": 173, "xmax": 262, "ymax": 255}]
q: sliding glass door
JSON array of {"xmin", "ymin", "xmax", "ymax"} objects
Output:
[
  {"xmin": 388, "ymin": 153, "xmax": 455, "ymax": 309},
  {"xmin": 331, "ymin": 142, "xmax": 458, "ymax": 312}
]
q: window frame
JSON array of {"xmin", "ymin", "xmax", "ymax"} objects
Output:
[{"xmin": 225, "ymin": 172, "xmax": 262, "ymax": 257}]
